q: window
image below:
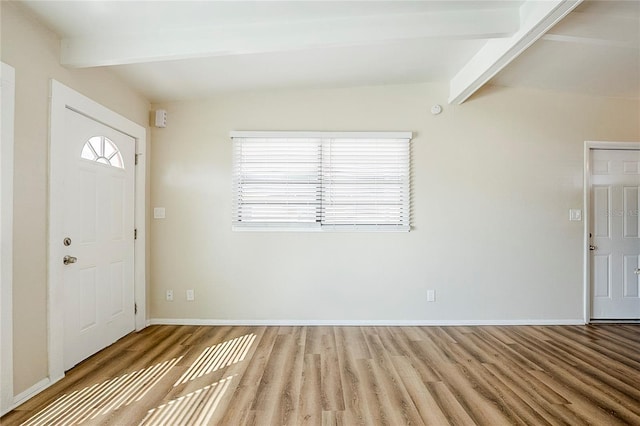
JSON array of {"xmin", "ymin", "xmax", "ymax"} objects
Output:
[
  {"xmin": 81, "ymin": 136, "xmax": 124, "ymax": 169},
  {"xmin": 231, "ymin": 131, "xmax": 411, "ymax": 231}
]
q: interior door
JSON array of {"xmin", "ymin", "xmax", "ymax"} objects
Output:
[
  {"xmin": 590, "ymin": 149, "xmax": 640, "ymax": 320},
  {"xmin": 62, "ymin": 108, "xmax": 136, "ymax": 370}
]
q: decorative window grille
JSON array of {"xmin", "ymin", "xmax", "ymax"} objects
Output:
[{"xmin": 81, "ymin": 136, "xmax": 124, "ymax": 169}]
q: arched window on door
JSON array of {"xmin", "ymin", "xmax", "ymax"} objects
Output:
[{"xmin": 81, "ymin": 136, "xmax": 124, "ymax": 169}]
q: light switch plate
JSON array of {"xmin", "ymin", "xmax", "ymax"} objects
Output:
[
  {"xmin": 569, "ymin": 209, "xmax": 582, "ymax": 221},
  {"xmin": 154, "ymin": 207, "xmax": 166, "ymax": 219},
  {"xmin": 427, "ymin": 289, "xmax": 435, "ymax": 302}
]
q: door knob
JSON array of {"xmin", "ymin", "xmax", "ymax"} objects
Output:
[
  {"xmin": 63, "ymin": 255, "xmax": 77, "ymax": 265},
  {"xmin": 589, "ymin": 245, "xmax": 597, "ymax": 251},
  {"xmin": 635, "ymin": 268, "xmax": 640, "ymax": 275}
]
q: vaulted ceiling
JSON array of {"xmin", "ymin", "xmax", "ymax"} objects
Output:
[{"xmin": 16, "ymin": 0, "xmax": 640, "ymax": 103}]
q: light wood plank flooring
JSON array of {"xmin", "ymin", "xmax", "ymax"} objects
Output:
[{"xmin": 2, "ymin": 325, "xmax": 640, "ymax": 425}]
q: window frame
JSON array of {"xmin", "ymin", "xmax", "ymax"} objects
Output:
[{"xmin": 231, "ymin": 131, "xmax": 412, "ymax": 232}]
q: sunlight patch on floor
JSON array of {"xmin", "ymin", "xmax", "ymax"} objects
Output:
[
  {"xmin": 21, "ymin": 357, "xmax": 182, "ymax": 426},
  {"xmin": 140, "ymin": 375, "xmax": 235, "ymax": 425},
  {"xmin": 174, "ymin": 333, "xmax": 256, "ymax": 386}
]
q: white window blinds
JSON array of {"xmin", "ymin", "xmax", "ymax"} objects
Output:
[
  {"xmin": 321, "ymin": 137, "xmax": 410, "ymax": 230},
  {"xmin": 232, "ymin": 137, "xmax": 322, "ymax": 229},
  {"xmin": 231, "ymin": 132, "xmax": 411, "ymax": 231}
]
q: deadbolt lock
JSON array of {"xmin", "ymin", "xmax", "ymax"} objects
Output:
[{"xmin": 63, "ymin": 237, "xmax": 72, "ymax": 246}]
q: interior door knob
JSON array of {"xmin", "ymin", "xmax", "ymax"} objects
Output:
[
  {"xmin": 63, "ymin": 255, "xmax": 77, "ymax": 265},
  {"xmin": 589, "ymin": 245, "xmax": 597, "ymax": 251},
  {"xmin": 635, "ymin": 268, "xmax": 640, "ymax": 275}
]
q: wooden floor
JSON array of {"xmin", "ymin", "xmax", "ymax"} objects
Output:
[{"xmin": 2, "ymin": 325, "xmax": 640, "ymax": 425}]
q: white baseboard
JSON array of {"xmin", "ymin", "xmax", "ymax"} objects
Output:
[
  {"xmin": 5, "ymin": 377, "xmax": 52, "ymax": 414},
  {"xmin": 6, "ymin": 374, "xmax": 65, "ymax": 414},
  {"xmin": 148, "ymin": 318, "xmax": 585, "ymax": 327},
  {"xmin": 589, "ymin": 319, "xmax": 640, "ymax": 324}
]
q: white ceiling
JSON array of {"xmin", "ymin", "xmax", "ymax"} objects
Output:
[{"xmin": 16, "ymin": 0, "xmax": 640, "ymax": 103}]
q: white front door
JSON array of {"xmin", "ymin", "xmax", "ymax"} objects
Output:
[
  {"xmin": 62, "ymin": 108, "xmax": 136, "ymax": 370},
  {"xmin": 590, "ymin": 149, "xmax": 640, "ymax": 320}
]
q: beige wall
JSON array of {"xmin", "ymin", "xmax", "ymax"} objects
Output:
[
  {"xmin": 150, "ymin": 83, "xmax": 639, "ymax": 322},
  {"xmin": 2, "ymin": 0, "xmax": 639, "ymax": 403},
  {"xmin": 1, "ymin": 2, "xmax": 149, "ymax": 395}
]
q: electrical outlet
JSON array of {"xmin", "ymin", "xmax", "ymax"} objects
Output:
[
  {"xmin": 427, "ymin": 289, "xmax": 436, "ymax": 302},
  {"xmin": 186, "ymin": 289, "xmax": 194, "ymax": 301},
  {"xmin": 166, "ymin": 290, "xmax": 173, "ymax": 301}
]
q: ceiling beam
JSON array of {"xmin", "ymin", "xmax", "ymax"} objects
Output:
[
  {"xmin": 448, "ymin": 0, "xmax": 583, "ymax": 105},
  {"xmin": 61, "ymin": 8, "xmax": 519, "ymax": 68},
  {"xmin": 542, "ymin": 34, "xmax": 639, "ymax": 50},
  {"xmin": 542, "ymin": 11, "xmax": 640, "ymax": 50}
]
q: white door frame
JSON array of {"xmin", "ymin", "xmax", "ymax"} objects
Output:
[
  {"xmin": 583, "ymin": 141, "xmax": 640, "ymax": 324},
  {"xmin": 49, "ymin": 80, "xmax": 146, "ymax": 383},
  {"xmin": 1, "ymin": 62, "xmax": 16, "ymax": 415}
]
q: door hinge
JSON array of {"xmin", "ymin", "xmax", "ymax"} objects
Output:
[
  {"xmin": 135, "ymin": 303, "xmax": 138, "ymax": 315},
  {"xmin": 134, "ymin": 229, "xmax": 137, "ymax": 240},
  {"xmin": 135, "ymin": 154, "xmax": 139, "ymax": 165}
]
